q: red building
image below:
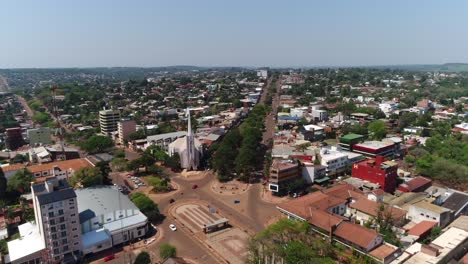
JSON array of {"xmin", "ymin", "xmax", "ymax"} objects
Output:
[{"xmin": 352, "ymin": 156, "xmax": 398, "ymax": 193}]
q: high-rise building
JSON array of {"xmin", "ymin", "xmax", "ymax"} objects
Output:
[
  {"xmin": 99, "ymin": 109, "xmax": 121, "ymax": 136},
  {"xmin": 27, "ymin": 127, "xmax": 52, "ymax": 146},
  {"xmin": 31, "ymin": 178, "xmax": 82, "ymax": 263},
  {"xmin": 5, "ymin": 127, "xmax": 24, "ymax": 150},
  {"xmin": 117, "ymin": 119, "xmax": 136, "ymax": 144}
]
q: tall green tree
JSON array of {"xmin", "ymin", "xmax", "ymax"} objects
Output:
[
  {"xmin": 7, "ymin": 169, "xmax": 34, "ymax": 193},
  {"xmin": 81, "ymin": 135, "xmax": 114, "ymax": 154},
  {"xmin": 368, "ymin": 120, "xmax": 387, "ymax": 140},
  {"xmin": 134, "ymin": 252, "xmax": 151, "ymax": 264},
  {"xmin": 69, "ymin": 167, "xmax": 103, "ymax": 187}
]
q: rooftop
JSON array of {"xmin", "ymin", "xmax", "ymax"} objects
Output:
[
  {"xmin": 334, "ymin": 221, "xmax": 380, "ymax": 249},
  {"xmin": 27, "ymin": 158, "xmax": 94, "ymax": 174},
  {"xmin": 341, "ymin": 133, "xmax": 364, "ymax": 141},
  {"xmin": 407, "ymin": 220, "xmax": 437, "ymax": 237},
  {"xmin": 350, "ymin": 199, "xmax": 407, "ymax": 220},
  {"xmin": 354, "ymin": 140, "xmax": 394, "ymax": 150},
  {"xmin": 411, "ymin": 200, "xmax": 451, "ymax": 214},
  {"xmin": 75, "ymin": 186, "xmax": 140, "ymax": 224},
  {"xmin": 7, "ymin": 222, "xmax": 45, "ymax": 262},
  {"xmin": 446, "ymin": 215, "xmax": 468, "ymax": 232},
  {"xmin": 441, "ymin": 192, "xmax": 468, "ymax": 214},
  {"xmin": 369, "ymin": 243, "xmax": 399, "ymax": 261}
]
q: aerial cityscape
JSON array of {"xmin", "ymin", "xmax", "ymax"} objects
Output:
[{"xmin": 0, "ymin": 1, "xmax": 468, "ymax": 264}]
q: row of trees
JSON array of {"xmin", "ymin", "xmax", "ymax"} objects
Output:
[
  {"xmin": 211, "ymin": 105, "xmax": 268, "ymax": 182},
  {"xmin": 129, "ymin": 192, "xmax": 164, "ymax": 223}
]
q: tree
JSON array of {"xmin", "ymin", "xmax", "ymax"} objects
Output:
[
  {"xmin": 81, "ymin": 135, "xmax": 114, "ymax": 154},
  {"xmin": 0, "ymin": 168, "xmax": 7, "ymax": 198},
  {"xmin": 130, "ymin": 192, "xmax": 163, "ymax": 222},
  {"xmin": 69, "ymin": 167, "xmax": 103, "ymax": 187},
  {"xmin": 134, "ymin": 252, "xmax": 151, "ymax": 264},
  {"xmin": 110, "ymin": 157, "xmax": 128, "ymax": 172},
  {"xmin": 137, "ymin": 154, "xmax": 156, "ymax": 173},
  {"xmin": 144, "ymin": 145, "xmax": 168, "ymax": 162},
  {"xmin": 159, "ymin": 243, "xmax": 177, "ymax": 260},
  {"xmin": 7, "ymin": 169, "xmax": 34, "ymax": 193},
  {"xmin": 95, "ymin": 161, "xmax": 112, "ymax": 185},
  {"xmin": 368, "ymin": 120, "xmax": 387, "ymax": 140},
  {"xmin": 166, "ymin": 153, "xmax": 181, "ymax": 171}
]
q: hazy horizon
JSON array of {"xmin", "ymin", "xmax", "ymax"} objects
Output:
[{"xmin": 1, "ymin": 0, "xmax": 468, "ymax": 68}]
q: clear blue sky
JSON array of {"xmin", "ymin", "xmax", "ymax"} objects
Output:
[{"xmin": 1, "ymin": 0, "xmax": 468, "ymax": 68}]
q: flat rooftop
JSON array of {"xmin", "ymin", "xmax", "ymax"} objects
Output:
[
  {"xmin": 355, "ymin": 140, "xmax": 394, "ymax": 150},
  {"xmin": 7, "ymin": 222, "xmax": 45, "ymax": 262}
]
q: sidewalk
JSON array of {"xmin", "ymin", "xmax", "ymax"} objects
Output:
[{"xmin": 260, "ymin": 187, "xmax": 290, "ymax": 204}]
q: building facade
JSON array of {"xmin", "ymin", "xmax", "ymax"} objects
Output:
[
  {"xmin": 268, "ymin": 160, "xmax": 300, "ymax": 194},
  {"xmin": 351, "ymin": 156, "xmax": 398, "ymax": 193},
  {"xmin": 5, "ymin": 127, "xmax": 24, "ymax": 151},
  {"xmin": 31, "ymin": 178, "xmax": 82, "ymax": 263},
  {"xmin": 117, "ymin": 119, "xmax": 136, "ymax": 145},
  {"xmin": 27, "ymin": 127, "xmax": 52, "ymax": 146},
  {"xmin": 99, "ymin": 110, "xmax": 121, "ymax": 136}
]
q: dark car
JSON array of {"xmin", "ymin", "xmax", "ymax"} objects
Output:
[
  {"xmin": 169, "ymin": 198, "xmax": 175, "ymax": 203},
  {"xmin": 192, "ymin": 184, "xmax": 198, "ymax": 189},
  {"xmin": 234, "ymin": 200, "xmax": 240, "ymax": 204}
]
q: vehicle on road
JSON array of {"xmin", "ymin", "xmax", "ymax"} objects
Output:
[
  {"xmin": 169, "ymin": 198, "xmax": 175, "ymax": 203},
  {"xmin": 103, "ymin": 254, "xmax": 115, "ymax": 262},
  {"xmin": 169, "ymin": 224, "xmax": 177, "ymax": 231},
  {"xmin": 234, "ymin": 200, "xmax": 240, "ymax": 204},
  {"xmin": 192, "ymin": 184, "xmax": 198, "ymax": 189}
]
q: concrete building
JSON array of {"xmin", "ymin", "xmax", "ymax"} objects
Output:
[
  {"xmin": 75, "ymin": 187, "xmax": 148, "ymax": 255},
  {"xmin": 351, "ymin": 156, "xmax": 398, "ymax": 193},
  {"xmin": 268, "ymin": 160, "xmax": 300, "ymax": 194},
  {"xmin": 143, "ymin": 131, "xmax": 187, "ymax": 151},
  {"xmin": 117, "ymin": 119, "xmax": 136, "ymax": 145},
  {"xmin": 7, "ymin": 178, "xmax": 83, "ymax": 264},
  {"xmin": 27, "ymin": 127, "xmax": 52, "ymax": 146},
  {"xmin": 319, "ymin": 146, "xmax": 349, "ymax": 177},
  {"xmin": 5, "ymin": 127, "xmax": 24, "ymax": 151},
  {"xmin": 353, "ymin": 140, "xmax": 397, "ymax": 158},
  {"xmin": 99, "ymin": 109, "xmax": 120, "ymax": 136},
  {"xmin": 408, "ymin": 201, "xmax": 452, "ymax": 227},
  {"xmin": 339, "ymin": 133, "xmax": 365, "ymax": 151},
  {"xmin": 257, "ymin": 69, "xmax": 268, "ymax": 79},
  {"xmin": 311, "ymin": 109, "xmax": 328, "ymax": 121}
]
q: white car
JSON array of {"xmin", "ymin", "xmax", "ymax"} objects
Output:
[{"xmin": 169, "ymin": 224, "xmax": 177, "ymax": 231}]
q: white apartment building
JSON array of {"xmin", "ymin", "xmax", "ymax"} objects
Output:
[
  {"xmin": 320, "ymin": 147, "xmax": 349, "ymax": 177},
  {"xmin": 7, "ymin": 178, "xmax": 83, "ymax": 264},
  {"xmin": 99, "ymin": 109, "xmax": 121, "ymax": 136}
]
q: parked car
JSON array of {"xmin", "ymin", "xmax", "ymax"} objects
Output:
[
  {"xmin": 234, "ymin": 200, "xmax": 240, "ymax": 204},
  {"xmin": 192, "ymin": 184, "xmax": 198, "ymax": 189},
  {"xmin": 169, "ymin": 224, "xmax": 177, "ymax": 231},
  {"xmin": 104, "ymin": 254, "xmax": 115, "ymax": 262}
]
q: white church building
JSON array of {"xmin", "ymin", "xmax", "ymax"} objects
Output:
[{"xmin": 168, "ymin": 109, "xmax": 203, "ymax": 170}]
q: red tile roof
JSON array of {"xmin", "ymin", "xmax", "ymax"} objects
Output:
[
  {"xmin": 334, "ymin": 222, "xmax": 380, "ymax": 249},
  {"xmin": 278, "ymin": 191, "xmax": 346, "ymax": 219},
  {"xmin": 323, "ymin": 183, "xmax": 366, "ymax": 200},
  {"xmin": 407, "ymin": 220, "xmax": 437, "ymax": 237},
  {"xmin": 398, "ymin": 176, "xmax": 432, "ymax": 192},
  {"xmin": 369, "ymin": 244, "xmax": 398, "ymax": 261},
  {"xmin": 0, "ymin": 164, "xmax": 26, "ymax": 173},
  {"xmin": 350, "ymin": 199, "xmax": 407, "ymax": 221},
  {"xmin": 27, "ymin": 158, "xmax": 93, "ymax": 174}
]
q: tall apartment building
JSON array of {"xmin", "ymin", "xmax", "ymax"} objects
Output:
[
  {"xmin": 5, "ymin": 127, "xmax": 24, "ymax": 150},
  {"xmin": 99, "ymin": 109, "xmax": 120, "ymax": 136},
  {"xmin": 31, "ymin": 178, "xmax": 82, "ymax": 263},
  {"xmin": 117, "ymin": 119, "xmax": 136, "ymax": 144},
  {"xmin": 27, "ymin": 127, "xmax": 52, "ymax": 146}
]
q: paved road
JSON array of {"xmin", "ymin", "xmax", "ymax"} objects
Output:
[
  {"xmin": 17, "ymin": 95, "xmax": 34, "ymax": 120},
  {"xmin": 261, "ymin": 78, "xmax": 281, "ymax": 146}
]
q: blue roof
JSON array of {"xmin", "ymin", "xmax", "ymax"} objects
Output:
[{"xmin": 82, "ymin": 228, "xmax": 111, "ymax": 250}]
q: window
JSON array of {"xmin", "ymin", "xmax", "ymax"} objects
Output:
[
  {"xmin": 137, "ymin": 230, "xmax": 142, "ymax": 236},
  {"xmin": 53, "ymin": 249, "xmax": 59, "ymax": 255},
  {"xmin": 70, "ymin": 214, "xmax": 75, "ymax": 217},
  {"xmin": 59, "ymin": 217, "xmax": 65, "ymax": 223},
  {"xmin": 48, "ymin": 212, "xmax": 54, "ymax": 217},
  {"xmin": 71, "ymin": 221, "xmax": 76, "ymax": 224},
  {"xmin": 50, "ymin": 219, "xmax": 56, "ymax": 225},
  {"xmin": 61, "ymin": 231, "xmax": 67, "ymax": 237},
  {"xmin": 58, "ymin": 209, "xmax": 64, "ymax": 215},
  {"xmin": 72, "ymin": 228, "xmax": 77, "ymax": 231},
  {"xmin": 51, "ymin": 227, "xmax": 57, "ymax": 232},
  {"xmin": 63, "ymin": 246, "xmax": 69, "ymax": 252},
  {"xmin": 62, "ymin": 239, "xmax": 68, "ymax": 244},
  {"xmin": 53, "ymin": 241, "xmax": 59, "ymax": 247},
  {"xmin": 74, "ymin": 242, "xmax": 79, "ymax": 246},
  {"xmin": 60, "ymin": 224, "xmax": 66, "ymax": 230},
  {"xmin": 73, "ymin": 235, "xmax": 78, "ymax": 238},
  {"xmin": 52, "ymin": 234, "xmax": 58, "ymax": 240},
  {"xmin": 70, "ymin": 206, "xmax": 75, "ymax": 210}
]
